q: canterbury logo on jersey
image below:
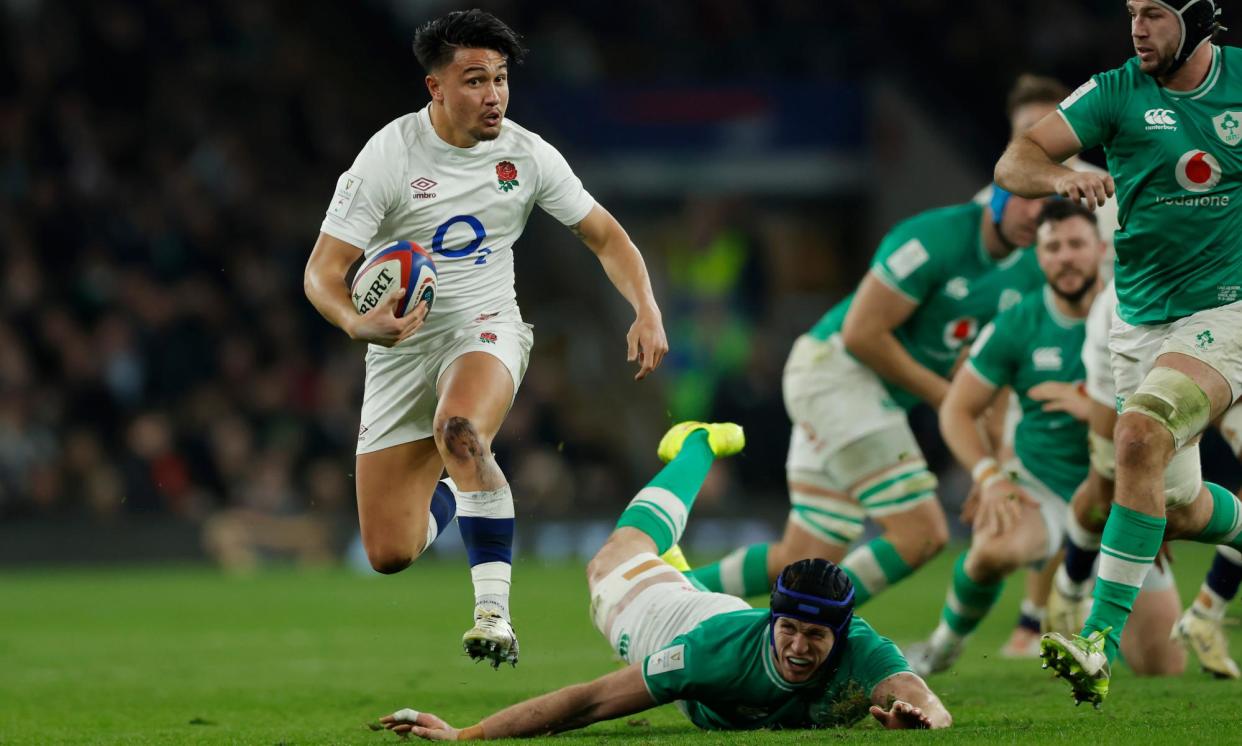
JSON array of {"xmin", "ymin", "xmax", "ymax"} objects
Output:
[{"xmin": 1144, "ymin": 108, "xmax": 1177, "ymax": 129}]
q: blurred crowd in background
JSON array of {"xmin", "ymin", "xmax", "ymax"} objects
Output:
[{"xmin": 0, "ymin": 0, "xmax": 1224, "ymax": 565}]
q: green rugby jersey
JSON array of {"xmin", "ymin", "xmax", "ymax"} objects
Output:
[
  {"xmin": 967, "ymin": 286, "xmax": 1089, "ymax": 501},
  {"xmin": 809, "ymin": 202, "xmax": 1044, "ymax": 409},
  {"xmin": 1058, "ymin": 45, "xmax": 1242, "ymax": 325},
  {"xmin": 641, "ymin": 609, "xmax": 910, "ymax": 730}
]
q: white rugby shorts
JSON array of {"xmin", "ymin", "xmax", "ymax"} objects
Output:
[
  {"xmin": 1110, "ymin": 300, "xmax": 1242, "ymax": 413},
  {"xmin": 356, "ymin": 312, "xmax": 533, "ymax": 454},
  {"xmin": 783, "ymin": 333, "xmax": 923, "ymax": 486},
  {"xmin": 590, "ymin": 553, "xmax": 749, "ymax": 664}
]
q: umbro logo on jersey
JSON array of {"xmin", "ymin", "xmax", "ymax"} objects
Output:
[
  {"xmin": 1143, "ymin": 108, "xmax": 1177, "ymax": 130},
  {"xmin": 1032, "ymin": 347, "xmax": 1063, "ymax": 371},
  {"xmin": 410, "ymin": 177, "xmax": 438, "ymax": 200}
]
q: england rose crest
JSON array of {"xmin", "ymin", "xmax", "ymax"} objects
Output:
[
  {"xmin": 479, "ymin": 331, "xmax": 498, "ymax": 344},
  {"xmin": 496, "ymin": 161, "xmax": 519, "ymax": 192}
]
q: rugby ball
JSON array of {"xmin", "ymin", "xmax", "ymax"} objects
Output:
[{"xmin": 350, "ymin": 241, "xmax": 437, "ymax": 318}]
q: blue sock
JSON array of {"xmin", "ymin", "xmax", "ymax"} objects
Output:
[
  {"xmin": 1060, "ymin": 509, "xmax": 1101, "ymax": 593},
  {"xmin": 1063, "ymin": 539, "xmax": 1098, "ymax": 585},
  {"xmin": 423, "ymin": 481, "xmax": 456, "ymax": 549},
  {"xmin": 456, "ymin": 485, "xmax": 515, "ymax": 618},
  {"xmin": 1017, "ymin": 599, "xmax": 1043, "ymax": 633},
  {"xmin": 1206, "ymin": 547, "xmax": 1242, "ymax": 602}
]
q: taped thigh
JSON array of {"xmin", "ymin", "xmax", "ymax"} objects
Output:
[
  {"xmin": 831, "ymin": 427, "xmax": 938, "ymax": 518},
  {"xmin": 787, "ymin": 483, "xmax": 865, "ymax": 547},
  {"xmin": 1122, "ymin": 367, "xmax": 1212, "ymax": 451}
]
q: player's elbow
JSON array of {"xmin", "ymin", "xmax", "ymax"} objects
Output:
[{"xmin": 840, "ymin": 319, "xmax": 870, "ymax": 359}]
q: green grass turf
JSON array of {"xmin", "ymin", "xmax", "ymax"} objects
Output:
[{"xmin": 1, "ymin": 543, "xmax": 1239, "ymax": 744}]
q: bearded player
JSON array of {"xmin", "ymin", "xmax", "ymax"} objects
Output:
[
  {"xmin": 976, "ymin": 73, "xmax": 1123, "ymax": 657},
  {"xmin": 303, "ymin": 10, "xmax": 667, "ymax": 667},
  {"xmin": 996, "ymin": 0, "xmax": 1242, "ymax": 705},
  {"xmin": 380, "ymin": 423, "xmax": 950, "ymax": 739}
]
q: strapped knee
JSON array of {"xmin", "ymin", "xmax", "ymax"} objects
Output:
[
  {"xmin": 1122, "ymin": 367, "xmax": 1211, "ymax": 451},
  {"xmin": 1088, "ymin": 431, "xmax": 1116, "ymax": 480},
  {"xmin": 1163, "ymin": 444, "xmax": 1202, "ymax": 509}
]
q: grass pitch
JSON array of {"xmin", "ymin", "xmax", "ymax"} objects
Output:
[{"xmin": 2, "ymin": 543, "xmax": 1239, "ymax": 744}]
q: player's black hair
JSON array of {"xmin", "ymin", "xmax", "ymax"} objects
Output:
[
  {"xmin": 412, "ymin": 9, "xmax": 527, "ymax": 72},
  {"xmin": 776, "ymin": 559, "xmax": 854, "ymax": 607},
  {"xmin": 1036, "ymin": 199, "xmax": 1098, "ymax": 229}
]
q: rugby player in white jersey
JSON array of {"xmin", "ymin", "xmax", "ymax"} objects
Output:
[{"xmin": 303, "ymin": 10, "xmax": 667, "ymax": 668}]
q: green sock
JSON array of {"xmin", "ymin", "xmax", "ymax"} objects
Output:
[
  {"xmin": 688, "ymin": 543, "xmax": 771, "ymax": 597},
  {"xmin": 615, "ymin": 431, "xmax": 713, "ymax": 554},
  {"xmin": 840, "ymin": 537, "xmax": 913, "ymax": 605},
  {"xmin": 940, "ymin": 552, "xmax": 1004, "ymax": 637},
  {"xmin": 1085, "ymin": 504, "xmax": 1166, "ymax": 661},
  {"xmin": 1190, "ymin": 482, "xmax": 1242, "ymax": 549}
]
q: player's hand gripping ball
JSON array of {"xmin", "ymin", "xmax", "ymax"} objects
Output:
[{"xmin": 350, "ymin": 240, "xmax": 437, "ymax": 318}]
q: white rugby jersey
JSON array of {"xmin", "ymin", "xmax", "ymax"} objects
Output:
[{"xmin": 321, "ymin": 105, "xmax": 596, "ymax": 346}]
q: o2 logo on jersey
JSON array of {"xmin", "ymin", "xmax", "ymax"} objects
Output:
[
  {"xmin": 943, "ymin": 317, "xmax": 979, "ymax": 350},
  {"xmin": 1175, "ymin": 150, "xmax": 1222, "ymax": 193},
  {"xmin": 432, "ymin": 215, "xmax": 493, "ymax": 265}
]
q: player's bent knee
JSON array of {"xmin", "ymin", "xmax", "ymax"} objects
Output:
[
  {"xmin": 1114, "ymin": 412, "xmax": 1174, "ymax": 471},
  {"xmin": 1122, "ymin": 366, "xmax": 1212, "ymax": 452},
  {"xmin": 367, "ymin": 549, "xmax": 416, "ymax": 575},
  {"xmin": 434, "ymin": 415, "xmax": 488, "ymax": 463},
  {"xmin": 968, "ymin": 539, "xmax": 1023, "ymax": 579}
]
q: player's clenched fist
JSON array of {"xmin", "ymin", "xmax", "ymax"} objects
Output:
[
  {"xmin": 1053, "ymin": 171, "xmax": 1115, "ymax": 211},
  {"xmin": 348, "ymin": 294, "xmax": 428, "ymax": 348}
]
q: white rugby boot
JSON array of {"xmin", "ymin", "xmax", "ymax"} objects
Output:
[
  {"xmin": 463, "ymin": 607, "xmax": 519, "ymax": 669},
  {"xmin": 1170, "ymin": 607, "xmax": 1241, "ymax": 679}
]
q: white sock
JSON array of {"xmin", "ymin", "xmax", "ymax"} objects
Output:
[
  {"xmin": 472, "ymin": 561, "xmax": 512, "ymax": 619},
  {"xmin": 930, "ymin": 620, "xmax": 964, "ymax": 650},
  {"xmin": 1194, "ymin": 584, "xmax": 1229, "ymax": 623}
]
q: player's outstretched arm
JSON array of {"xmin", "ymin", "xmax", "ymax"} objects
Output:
[
  {"xmin": 995, "ymin": 113, "xmax": 1113, "ymax": 210},
  {"xmin": 381, "ymin": 663, "xmax": 657, "ymax": 740},
  {"xmin": 941, "ymin": 364, "xmax": 1036, "ymax": 535},
  {"xmin": 841, "ymin": 273, "xmax": 950, "ymax": 409},
  {"xmin": 572, "ymin": 204, "xmax": 668, "ymax": 381},
  {"xmin": 868, "ymin": 672, "xmax": 952, "ymax": 730},
  {"xmin": 303, "ymin": 232, "xmax": 426, "ymax": 347}
]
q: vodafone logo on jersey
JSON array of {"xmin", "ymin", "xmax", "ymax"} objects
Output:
[
  {"xmin": 942, "ymin": 317, "xmax": 979, "ymax": 350},
  {"xmin": 1174, "ymin": 150, "xmax": 1222, "ymax": 193}
]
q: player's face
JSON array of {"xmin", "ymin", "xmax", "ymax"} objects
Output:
[
  {"xmin": 1128, "ymin": 0, "xmax": 1181, "ymax": 76},
  {"xmin": 1010, "ymin": 102, "xmax": 1057, "ymax": 138},
  {"xmin": 427, "ymin": 47, "xmax": 509, "ymax": 145},
  {"xmin": 998, "ymin": 195, "xmax": 1046, "ymax": 248},
  {"xmin": 772, "ymin": 617, "xmax": 835, "ymax": 683},
  {"xmin": 1036, "ymin": 216, "xmax": 1102, "ymax": 303}
]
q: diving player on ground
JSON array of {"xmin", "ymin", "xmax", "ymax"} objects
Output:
[
  {"xmin": 380, "ymin": 423, "xmax": 950, "ymax": 739},
  {"xmin": 303, "ymin": 10, "xmax": 667, "ymax": 668}
]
